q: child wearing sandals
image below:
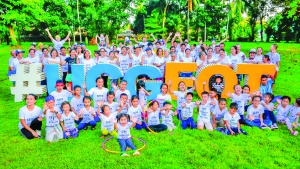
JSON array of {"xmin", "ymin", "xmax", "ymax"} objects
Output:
[
  {"xmin": 60, "ymin": 101, "xmax": 79, "ymax": 138},
  {"xmin": 111, "ymin": 114, "xmax": 141, "ymax": 157},
  {"xmin": 43, "ymin": 95, "xmax": 63, "ymax": 142},
  {"xmin": 286, "ymin": 98, "xmax": 300, "ymax": 136}
]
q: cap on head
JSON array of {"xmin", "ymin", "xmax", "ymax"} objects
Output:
[
  {"xmin": 55, "ymin": 80, "xmax": 64, "ymax": 87},
  {"xmin": 16, "ymin": 49, "xmax": 25, "ymax": 55},
  {"xmin": 45, "ymin": 95, "xmax": 55, "ymax": 102},
  {"xmin": 147, "ymin": 42, "xmax": 153, "ymax": 46},
  {"xmin": 145, "ymin": 47, "xmax": 152, "ymax": 51},
  {"xmin": 249, "ymin": 49, "xmax": 256, "ymax": 53}
]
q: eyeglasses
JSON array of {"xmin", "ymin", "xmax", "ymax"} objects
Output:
[{"xmin": 100, "ymin": 51, "xmax": 105, "ymax": 52}]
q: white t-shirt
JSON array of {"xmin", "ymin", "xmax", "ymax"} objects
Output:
[
  {"xmin": 177, "ymin": 51, "xmax": 185, "ymax": 61},
  {"xmin": 174, "ymin": 89, "xmax": 193, "ymax": 110},
  {"xmin": 229, "ymin": 54, "xmax": 243, "ymax": 68},
  {"xmin": 255, "ymin": 54, "xmax": 263, "ymax": 63},
  {"xmin": 77, "ymin": 54, "xmax": 84, "ymax": 64},
  {"xmin": 115, "ymin": 89, "xmax": 131, "ymax": 103},
  {"xmin": 216, "ymin": 56, "xmax": 232, "ymax": 65},
  {"xmin": 42, "ymin": 57, "xmax": 49, "ymax": 73},
  {"xmin": 156, "ymin": 93, "xmax": 172, "ymax": 108},
  {"xmin": 128, "ymin": 105, "xmax": 143, "ymax": 122},
  {"xmin": 97, "ymin": 56, "xmax": 108, "ymax": 64},
  {"xmin": 287, "ymin": 106, "xmax": 300, "ymax": 122},
  {"xmin": 246, "ymin": 104, "xmax": 264, "ymax": 120},
  {"xmin": 60, "ymin": 112, "xmax": 76, "ymax": 129},
  {"xmin": 197, "ymin": 102, "xmax": 211, "ymax": 120},
  {"xmin": 26, "ymin": 56, "xmax": 40, "ymax": 64},
  {"xmin": 182, "ymin": 102, "xmax": 196, "ymax": 118},
  {"xmin": 52, "ymin": 40, "xmax": 66, "ymax": 53},
  {"xmin": 45, "ymin": 109, "xmax": 60, "ymax": 127},
  {"xmin": 154, "ymin": 56, "xmax": 166, "ymax": 75},
  {"xmin": 50, "ymin": 90, "xmax": 73, "ymax": 114},
  {"xmin": 60, "ymin": 55, "xmax": 69, "ymax": 72},
  {"xmin": 105, "ymin": 102, "xmax": 119, "ymax": 113},
  {"xmin": 117, "ymin": 123, "xmax": 132, "ymax": 139},
  {"xmin": 88, "ymin": 87, "xmax": 109, "ymax": 109},
  {"xmin": 82, "ymin": 59, "xmax": 96, "ymax": 71},
  {"xmin": 267, "ymin": 52, "xmax": 280, "ymax": 65},
  {"xmin": 18, "ymin": 106, "xmax": 42, "ymax": 130},
  {"xmin": 181, "ymin": 56, "xmax": 194, "ymax": 62},
  {"xmin": 99, "ymin": 112, "xmax": 117, "ymax": 132},
  {"xmin": 161, "ymin": 110, "xmax": 175, "ymax": 125},
  {"xmin": 131, "ymin": 53, "xmax": 143, "ymax": 67},
  {"xmin": 237, "ymin": 52, "xmax": 246, "ymax": 61},
  {"xmin": 148, "ymin": 109, "xmax": 160, "ymax": 125},
  {"xmin": 196, "ymin": 59, "xmax": 207, "ymax": 68},
  {"xmin": 70, "ymin": 96, "xmax": 84, "ymax": 115},
  {"xmin": 230, "ymin": 93, "xmax": 247, "ymax": 115},
  {"xmin": 208, "ymin": 97, "xmax": 218, "ymax": 112},
  {"xmin": 10, "ymin": 58, "xmax": 25, "ymax": 70},
  {"xmin": 275, "ymin": 105, "xmax": 292, "ymax": 121},
  {"xmin": 48, "ymin": 57, "xmax": 60, "ymax": 64},
  {"xmin": 144, "ymin": 54, "xmax": 155, "ymax": 65},
  {"xmin": 213, "ymin": 106, "xmax": 229, "ymax": 121},
  {"xmin": 119, "ymin": 54, "xmax": 132, "ymax": 74},
  {"xmin": 81, "ymin": 107, "xmax": 95, "ymax": 123},
  {"xmin": 224, "ymin": 112, "xmax": 240, "ymax": 128}
]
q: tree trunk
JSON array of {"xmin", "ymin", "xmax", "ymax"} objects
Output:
[
  {"xmin": 260, "ymin": 16, "xmax": 263, "ymax": 42},
  {"xmin": 7, "ymin": 25, "xmax": 17, "ymax": 45},
  {"xmin": 162, "ymin": 1, "xmax": 169, "ymax": 35}
]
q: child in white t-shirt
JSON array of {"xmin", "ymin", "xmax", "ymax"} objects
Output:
[
  {"xmin": 70, "ymin": 85, "xmax": 84, "ymax": 124},
  {"xmin": 212, "ymin": 98, "xmax": 228, "ymax": 128},
  {"xmin": 224, "ymin": 103, "xmax": 247, "ymax": 135},
  {"xmin": 197, "ymin": 92, "xmax": 214, "ymax": 131},
  {"xmin": 60, "ymin": 101, "xmax": 79, "ymax": 139},
  {"xmin": 117, "ymin": 93, "xmax": 130, "ymax": 114},
  {"xmin": 127, "ymin": 95, "xmax": 146, "ymax": 130},
  {"xmin": 78, "ymin": 96, "xmax": 97, "ymax": 130},
  {"xmin": 156, "ymin": 83, "xmax": 172, "ymax": 108},
  {"xmin": 147, "ymin": 100, "xmax": 167, "ymax": 132},
  {"xmin": 112, "ymin": 80, "xmax": 132, "ymax": 104},
  {"xmin": 43, "ymin": 95, "xmax": 63, "ymax": 142},
  {"xmin": 105, "ymin": 91, "xmax": 119, "ymax": 113},
  {"xmin": 161, "ymin": 101, "xmax": 178, "ymax": 131},
  {"xmin": 83, "ymin": 77, "xmax": 109, "ymax": 122},
  {"xmin": 111, "ymin": 114, "xmax": 141, "ymax": 157},
  {"xmin": 180, "ymin": 92, "xmax": 197, "ymax": 130},
  {"xmin": 50, "ymin": 80, "xmax": 73, "ymax": 114},
  {"xmin": 285, "ymin": 98, "xmax": 300, "ymax": 136},
  {"xmin": 275, "ymin": 96, "xmax": 292, "ymax": 124},
  {"xmin": 137, "ymin": 80, "xmax": 150, "ymax": 109},
  {"xmin": 97, "ymin": 104, "xmax": 119, "ymax": 137}
]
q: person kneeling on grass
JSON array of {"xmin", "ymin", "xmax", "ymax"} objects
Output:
[
  {"xmin": 78, "ymin": 96, "xmax": 97, "ymax": 130},
  {"xmin": 111, "ymin": 114, "xmax": 141, "ymax": 157},
  {"xmin": 147, "ymin": 100, "xmax": 167, "ymax": 132},
  {"xmin": 285, "ymin": 98, "xmax": 300, "ymax": 136},
  {"xmin": 196, "ymin": 91, "xmax": 216, "ymax": 131},
  {"xmin": 245, "ymin": 96, "xmax": 272, "ymax": 129},
  {"xmin": 43, "ymin": 95, "xmax": 64, "ymax": 142},
  {"xmin": 224, "ymin": 103, "xmax": 247, "ymax": 135},
  {"xmin": 212, "ymin": 98, "xmax": 228, "ymax": 129},
  {"xmin": 181, "ymin": 92, "xmax": 197, "ymax": 130},
  {"xmin": 18, "ymin": 94, "xmax": 43, "ymax": 139},
  {"xmin": 161, "ymin": 101, "xmax": 178, "ymax": 132}
]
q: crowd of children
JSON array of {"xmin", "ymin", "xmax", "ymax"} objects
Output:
[{"xmin": 15, "ymin": 30, "xmax": 300, "ymax": 157}]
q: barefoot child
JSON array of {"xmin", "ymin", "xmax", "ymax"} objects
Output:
[
  {"xmin": 60, "ymin": 101, "xmax": 79, "ymax": 138},
  {"xmin": 224, "ymin": 103, "xmax": 247, "ymax": 135},
  {"xmin": 111, "ymin": 114, "xmax": 141, "ymax": 157},
  {"xmin": 43, "ymin": 95, "xmax": 63, "ymax": 142}
]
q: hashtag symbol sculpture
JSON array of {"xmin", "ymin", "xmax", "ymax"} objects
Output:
[{"xmin": 9, "ymin": 63, "xmax": 47, "ymax": 102}]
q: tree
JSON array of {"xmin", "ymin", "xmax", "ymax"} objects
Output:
[{"xmin": 0, "ymin": 0, "xmax": 44, "ymax": 45}]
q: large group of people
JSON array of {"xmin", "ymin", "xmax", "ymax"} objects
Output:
[{"xmin": 10, "ymin": 29, "xmax": 299, "ymax": 157}]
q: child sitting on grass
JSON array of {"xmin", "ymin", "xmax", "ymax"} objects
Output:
[
  {"xmin": 147, "ymin": 100, "xmax": 167, "ymax": 132},
  {"xmin": 261, "ymin": 93, "xmax": 278, "ymax": 129},
  {"xmin": 78, "ymin": 96, "xmax": 96, "ymax": 130},
  {"xmin": 161, "ymin": 101, "xmax": 178, "ymax": 132},
  {"xmin": 275, "ymin": 96, "xmax": 292, "ymax": 124},
  {"xmin": 212, "ymin": 98, "xmax": 228, "ymax": 129},
  {"xmin": 111, "ymin": 114, "xmax": 141, "ymax": 157},
  {"xmin": 245, "ymin": 96, "xmax": 272, "ymax": 129},
  {"xmin": 224, "ymin": 103, "xmax": 247, "ymax": 135},
  {"xmin": 60, "ymin": 101, "xmax": 79, "ymax": 139},
  {"xmin": 285, "ymin": 98, "xmax": 300, "ymax": 136},
  {"xmin": 97, "ymin": 103, "xmax": 119, "ymax": 137},
  {"xmin": 43, "ymin": 95, "xmax": 63, "ymax": 142},
  {"xmin": 128, "ymin": 95, "xmax": 147, "ymax": 130}
]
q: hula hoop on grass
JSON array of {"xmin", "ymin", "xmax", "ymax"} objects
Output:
[{"xmin": 102, "ymin": 136, "xmax": 146, "ymax": 154}]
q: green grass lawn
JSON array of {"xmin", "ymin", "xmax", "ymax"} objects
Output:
[{"xmin": 0, "ymin": 42, "xmax": 300, "ymax": 168}]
